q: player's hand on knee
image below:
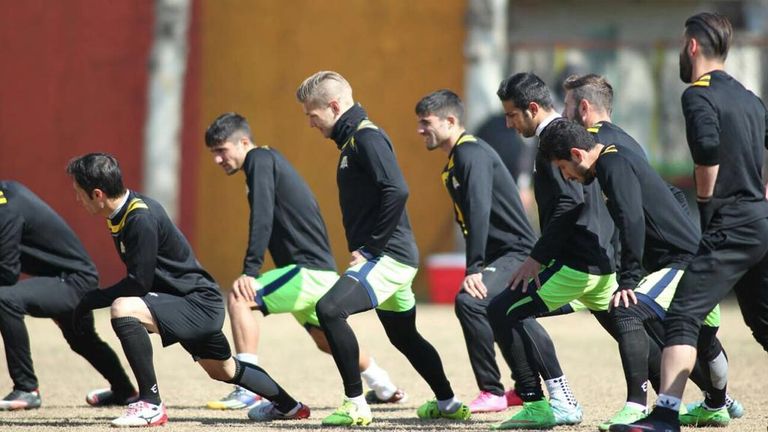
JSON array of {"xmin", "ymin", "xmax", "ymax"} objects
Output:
[
  {"xmin": 611, "ymin": 288, "xmax": 637, "ymax": 309},
  {"xmin": 461, "ymin": 273, "xmax": 487, "ymax": 299},
  {"xmin": 232, "ymin": 275, "xmax": 257, "ymax": 301}
]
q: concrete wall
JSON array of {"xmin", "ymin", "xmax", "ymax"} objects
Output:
[
  {"xmin": 0, "ymin": 1, "xmax": 153, "ymax": 285},
  {"xmin": 193, "ymin": 1, "xmax": 467, "ymax": 293}
]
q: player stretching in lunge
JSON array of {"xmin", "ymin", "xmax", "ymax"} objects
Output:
[
  {"xmin": 296, "ymin": 71, "xmax": 470, "ymax": 426},
  {"xmin": 68, "ymin": 153, "xmax": 308, "ymax": 427},
  {"xmin": 203, "ymin": 113, "xmax": 405, "ymax": 417}
]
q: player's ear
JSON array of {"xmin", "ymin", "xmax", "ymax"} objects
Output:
[
  {"xmin": 527, "ymin": 102, "xmax": 539, "ymax": 118},
  {"xmin": 329, "ymin": 100, "xmax": 341, "ymax": 117},
  {"xmin": 570, "ymin": 148, "xmax": 583, "ymax": 162}
]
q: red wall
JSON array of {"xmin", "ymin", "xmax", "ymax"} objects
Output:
[{"xmin": 0, "ymin": 1, "xmax": 153, "ymax": 285}]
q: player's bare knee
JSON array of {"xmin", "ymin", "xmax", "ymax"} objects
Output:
[{"xmin": 110, "ymin": 297, "xmax": 140, "ymax": 319}]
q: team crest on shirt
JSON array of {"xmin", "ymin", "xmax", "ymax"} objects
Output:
[
  {"xmin": 120, "ymin": 241, "xmax": 126, "ymax": 254},
  {"xmin": 339, "ymin": 155, "xmax": 349, "ymax": 169},
  {"xmin": 452, "ymin": 177, "xmax": 460, "ymax": 189}
]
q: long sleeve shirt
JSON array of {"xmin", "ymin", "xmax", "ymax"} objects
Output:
[
  {"xmin": 593, "ymin": 144, "xmax": 699, "ymax": 288},
  {"xmin": 533, "ymin": 118, "xmax": 616, "ymax": 275},
  {"xmin": 103, "ymin": 191, "xmax": 219, "ymax": 300},
  {"xmin": 442, "ymin": 133, "xmax": 536, "ymax": 274},
  {"xmin": 681, "ymin": 70, "xmax": 768, "ymax": 231},
  {"xmin": 241, "ymin": 147, "xmax": 337, "ymax": 276},
  {"xmin": 330, "ymin": 104, "xmax": 419, "ymax": 266},
  {"xmin": 0, "ymin": 180, "xmax": 97, "ymax": 286}
]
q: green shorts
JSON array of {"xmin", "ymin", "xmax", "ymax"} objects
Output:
[
  {"xmin": 344, "ymin": 254, "xmax": 417, "ymax": 313},
  {"xmin": 253, "ymin": 265, "xmax": 338, "ymax": 327},
  {"xmin": 634, "ymin": 267, "xmax": 721, "ymax": 327},
  {"xmin": 535, "ymin": 262, "xmax": 616, "ymax": 312}
]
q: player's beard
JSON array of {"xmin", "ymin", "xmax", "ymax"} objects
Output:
[{"xmin": 679, "ymin": 42, "xmax": 693, "ymax": 84}]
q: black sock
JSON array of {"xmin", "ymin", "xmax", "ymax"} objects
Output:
[
  {"xmin": 111, "ymin": 317, "xmax": 160, "ymax": 405},
  {"xmin": 614, "ymin": 317, "xmax": 650, "ymax": 406},
  {"xmin": 229, "ymin": 358, "xmax": 298, "ymax": 412}
]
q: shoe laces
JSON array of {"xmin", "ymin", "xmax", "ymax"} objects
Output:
[
  {"xmin": 473, "ymin": 391, "xmax": 497, "ymax": 403},
  {"xmin": 124, "ymin": 401, "xmax": 146, "ymax": 416}
]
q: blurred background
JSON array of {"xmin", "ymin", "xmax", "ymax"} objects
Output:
[{"xmin": 1, "ymin": 0, "xmax": 766, "ymax": 299}]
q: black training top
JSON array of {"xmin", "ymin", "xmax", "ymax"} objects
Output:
[
  {"xmin": 104, "ymin": 191, "xmax": 219, "ymax": 299},
  {"xmin": 682, "ymin": 70, "xmax": 768, "ymax": 230},
  {"xmin": 534, "ymin": 119, "xmax": 616, "ymax": 275},
  {"xmin": 0, "ymin": 180, "xmax": 97, "ymax": 285},
  {"xmin": 594, "ymin": 143, "xmax": 700, "ymax": 289},
  {"xmin": 241, "ymin": 147, "xmax": 337, "ymax": 276},
  {"xmin": 442, "ymin": 133, "xmax": 536, "ymax": 275},
  {"xmin": 330, "ymin": 104, "xmax": 419, "ymax": 267}
]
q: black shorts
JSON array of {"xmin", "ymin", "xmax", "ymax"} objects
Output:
[{"xmin": 142, "ymin": 288, "xmax": 231, "ymax": 361}]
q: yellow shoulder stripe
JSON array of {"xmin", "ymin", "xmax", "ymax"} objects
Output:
[
  {"xmin": 0, "ymin": 190, "xmax": 5, "ymax": 205},
  {"xmin": 692, "ymin": 74, "xmax": 711, "ymax": 87},
  {"xmin": 343, "ymin": 119, "xmax": 379, "ymax": 150},
  {"xmin": 586, "ymin": 122, "xmax": 603, "ymax": 134},
  {"xmin": 601, "ymin": 144, "xmax": 618, "ymax": 155},
  {"xmin": 107, "ymin": 198, "xmax": 149, "ymax": 234},
  {"xmin": 456, "ymin": 134, "xmax": 477, "ymax": 146}
]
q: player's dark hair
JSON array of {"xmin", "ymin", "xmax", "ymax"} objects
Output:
[
  {"xmin": 204, "ymin": 112, "xmax": 253, "ymax": 147},
  {"xmin": 414, "ymin": 89, "xmax": 465, "ymax": 126},
  {"xmin": 563, "ymin": 74, "xmax": 614, "ymax": 114},
  {"xmin": 66, "ymin": 153, "xmax": 126, "ymax": 198},
  {"xmin": 539, "ymin": 119, "xmax": 596, "ymax": 161},
  {"xmin": 684, "ymin": 12, "xmax": 733, "ymax": 61},
  {"xmin": 496, "ymin": 72, "xmax": 554, "ymax": 111}
]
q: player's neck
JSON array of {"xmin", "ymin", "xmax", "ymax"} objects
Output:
[
  {"xmin": 692, "ymin": 59, "xmax": 725, "ymax": 81},
  {"xmin": 104, "ymin": 190, "xmax": 130, "ymax": 219}
]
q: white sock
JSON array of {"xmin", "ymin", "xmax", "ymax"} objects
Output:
[
  {"xmin": 360, "ymin": 358, "xmax": 396, "ymax": 399},
  {"xmin": 236, "ymin": 353, "xmax": 258, "ymax": 365},
  {"xmin": 348, "ymin": 394, "xmax": 368, "ymax": 409},
  {"xmin": 234, "ymin": 353, "xmax": 258, "ymax": 394},
  {"xmin": 657, "ymin": 394, "xmax": 682, "ymax": 411},
  {"xmin": 545, "ymin": 376, "xmax": 578, "ymax": 407},
  {"xmin": 625, "ymin": 401, "xmax": 647, "ymax": 412},
  {"xmin": 437, "ymin": 397, "xmax": 461, "ymax": 413},
  {"xmin": 725, "ymin": 394, "xmax": 734, "ymax": 408}
]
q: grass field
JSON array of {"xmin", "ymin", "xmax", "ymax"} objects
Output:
[{"xmin": 1, "ymin": 301, "xmax": 766, "ymax": 431}]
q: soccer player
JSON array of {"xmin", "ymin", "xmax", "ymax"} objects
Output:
[
  {"xmin": 296, "ymin": 71, "xmax": 470, "ymax": 426},
  {"xmin": 487, "ymin": 72, "xmax": 618, "ymax": 429},
  {"xmin": 612, "ymin": 12, "xmax": 768, "ymax": 432},
  {"xmin": 0, "ymin": 180, "xmax": 136, "ymax": 410},
  {"xmin": 203, "ymin": 112, "xmax": 404, "ymax": 415},
  {"xmin": 414, "ymin": 89, "xmax": 581, "ymax": 418},
  {"xmin": 67, "ymin": 153, "xmax": 308, "ymax": 427},
  {"xmin": 561, "ymin": 73, "xmax": 743, "ymax": 428}
]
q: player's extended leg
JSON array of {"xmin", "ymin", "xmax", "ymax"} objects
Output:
[
  {"xmin": 612, "ymin": 222, "xmax": 768, "ymax": 432},
  {"xmin": 194, "ymin": 333, "xmax": 308, "ymax": 422},
  {"xmin": 0, "ymin": 281, "xmax": 44, "ymax": 410},
  {"xmin": 206, "ymin": 289, "xmax": 262, "ymax": 410},
  {"xmin": 376, "ymin": 307, "xmax": 469, "ymax": 421},
  {"xmin": 0, "ymin": 275, "xmax": 128, "ymax": 411},
  {"xmin": 306, "ymin": 326, "xmax": 405, "ymax": 404},
  {"xmin": 454, "ymin": 254, "xmax": 525, "ymax": 413}
]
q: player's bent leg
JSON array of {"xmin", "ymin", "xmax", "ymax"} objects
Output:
[
  {"xmin": 0, "ymin": 288, "xmax": 40, "ymax": 411},
  {"xmin": 57, "ymin": 312, "xmax": 138, "ymax": 407},
  {"xmin": 206, "ymin": 291, "xmax": 262, "ymax": 410},
  {"xmin": 455, "ymin": 290, "xmax": 507, "ymax": 413}
]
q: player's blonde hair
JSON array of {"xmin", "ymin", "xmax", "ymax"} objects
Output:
[{"xmin": 296, "ymin": 71, "xmax": 353, "ymax": 107}]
